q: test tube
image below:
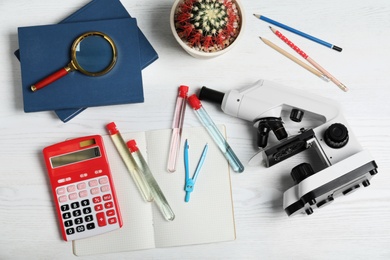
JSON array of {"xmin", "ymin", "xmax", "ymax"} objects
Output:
[
  {"xmin": 106, "ymin": 122, "xmax": 153, "ymax": 202},
  {"xmin": 187, "ymin": 95, "xmax": 245, "ymax": 173},
  {"xmin": 127, "ymin": 140, "xmax": 175, "ymax": 221},
  {"xmin": 167, "ymin": 85, "xmax": 188, "ymax": 172}
]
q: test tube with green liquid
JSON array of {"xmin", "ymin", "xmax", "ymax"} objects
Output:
[
  {"xmin": 127, "ymin": 140, "xmax": 175, "ymax": 221},
  {"xmin": 188, "ymin": 95, "xmax": 244, "ymax": 173},
  {"xmin": 106, "ymin": 122, "xmax": 153, "ymax": 202}
]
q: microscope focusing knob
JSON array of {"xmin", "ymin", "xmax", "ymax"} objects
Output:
[
  {"xmin": 324, "ymin": 123, "xmax": 349, "ymax": 148},
  {"xmin": 291, "ymin": 163, "xmax": 315, "ymax": 184}
]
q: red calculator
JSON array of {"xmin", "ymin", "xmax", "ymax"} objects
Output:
[{"xmin": 43, "ymin": 135, "xmax": 122, "ymax": 241}]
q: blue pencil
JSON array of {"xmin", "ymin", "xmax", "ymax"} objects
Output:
[{"xmin": 253, "ymin": 14, "xmax": 342, "ymax": 52}]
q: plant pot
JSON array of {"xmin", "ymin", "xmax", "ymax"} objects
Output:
[{"xmin": 170, "ymin": 0, "xmax": 245, "ymax": 59}]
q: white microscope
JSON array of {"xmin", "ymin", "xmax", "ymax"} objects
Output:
[{"xmin": 199, "ymin": 79, "xmax": 378, "ymax": 216}]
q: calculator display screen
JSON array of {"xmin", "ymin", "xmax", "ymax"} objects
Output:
[{"xmin": 51, "ymin": 147, "xmax": 101, "ymax": 168}]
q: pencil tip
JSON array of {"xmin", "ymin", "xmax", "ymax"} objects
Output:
[
  {"xmin": 338, "ymin": 83, "xmax": 349, "ymax": 92},
  {"xmin": 253, "ymin": 14, "xmax": 260, "ymax": 19},
  {"xmin": 268, "ymin": 26, "xmax": 276, "ymax": 33}
]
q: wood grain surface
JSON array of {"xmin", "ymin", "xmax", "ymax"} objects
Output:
[{"xmin": 1, "ymin": 0, "xmax": 389, "ymax": 259}]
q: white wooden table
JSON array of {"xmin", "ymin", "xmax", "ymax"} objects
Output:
[{"xmin": 1, "ymin": 0, "xmax": 390, "ymax": 259}]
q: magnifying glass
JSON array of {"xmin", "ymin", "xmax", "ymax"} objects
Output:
[{"xmin": 31, "ymin": 31, "xmax": 117, "ymax": 92}]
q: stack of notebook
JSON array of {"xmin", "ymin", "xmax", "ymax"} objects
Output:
[{"xmin": 16, "ymin": 0, "xmax": 158, "ymax": 122}]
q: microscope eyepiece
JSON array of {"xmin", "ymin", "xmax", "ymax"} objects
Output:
[{"xmin": 199, "ymin": 86, "xmax": 225, "ymax": 105}]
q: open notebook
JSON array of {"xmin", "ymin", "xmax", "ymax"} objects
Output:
[{"xmin": 73, "ymin": 126, "xmax": 236, "ymax": 256}]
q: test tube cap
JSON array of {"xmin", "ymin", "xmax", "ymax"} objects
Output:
[
  {"xmin": 106, "ymin": 122, "xmax": 119, "ymax": 135},
  {"xmin": 179, "ymin": 85, "xmax": 189, "ymax": 98},
  {"xmin": 188, "ymin": 94, "xmax": 202, "ymax": 110},
  {"xmin": 126, "ymin": 140, "xmax": 139, "ymax": 152}
]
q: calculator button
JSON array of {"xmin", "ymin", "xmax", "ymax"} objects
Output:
[
  {"xmin": 59, "ymin": 195, "xmax": 67, "ymax": 203},
  {"xmin": 86, "ymin": 223, "xmax": 95, "ymax": 230},
  {"xmin": 92, "ymin": 196, "xmax": 102, "ymax": 204},
  {"xmin": 89, "ymin": 180, "xmax": 98, "ymax": 187},
  {"xmin": 94, "ymin": 204, "xmax": 103, "ymax": 212},
  {"xmin": 83, "ymin": 207, "xmax": 92, "ymax": 215},
  {"xmin": 66, "ymin": 228, "xmax": 75, "ymax": 235},
  {"xmin": 64, "ymin": 220, "xmax": 73, "ymax": 227},
  {"xmin": 69, "ymin": 193, "xmax": 78, "ymax": 200},
  {"xmin": 71, "ymin": 202, "xmax": 80, "ymax": 209},
  {"xmin": 74, "ymin": 217, "xmax": 83, "ymax": 225},
  {"xmin": 96, "ymin": 212, "xmax": 107, "ymax": 227},
  {"xmin": 104, "ymin": 202, "xmax": 113, "ymax": 209},
  {"xmin": 99, "ymin": 177, "xmax": 108, "ymax": 184},
  {"xmin": 81, "ymin": 199, "xmax": 89, "ymax": 206},
  {"xmin": 79, "ymin": 190, "xmax": 88, "ymax": 198},
  {"xmin": 77, "ymin": 182, "xmax": 86, "ymax": 190},
  {"xmin": 90, "ymin": 187, "xmax": 100, "ymax": 195},
  {"xmin": 72, "ymin": 210, "xmax": 82, "ymax": 217},
  {"xmin": 76, "ymin": 225, "xmax": 85, "ymax": 233},
  {"xmin": 103, "ymin": 194, "xmax": 112, "ymax": 201},
  {"xmin": 85, "ymin": 215, "xmax": 94, "ymax": 222},
  {"xmin": 100, "ymin": 185, "xmax": 110, "ymax": 193},
  {"xmin": 57, "ymin": 187, "xmax": 66, "ymax": 195},
  {"xmin": 67, "ymin": 185, "xmax": 76, "ymax": 192},
  {"xmin": 106, "ymin": 210, "xmax": 115, "ymax": 217},
  {"xmin": 108, "ymin": 217, "xmax": 117, "ymax": 225},
  {"xmin": 61, "ymin": 204, "xmax": 70, "ymax": 212},
  {"xmin": 63, "ymin": 212, "xmax": 71, "ymax": 220}
]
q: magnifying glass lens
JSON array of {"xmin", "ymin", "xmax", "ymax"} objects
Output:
[{"xmin": 75, "ymin": 35, "xmax": 114, "ymax": 73}]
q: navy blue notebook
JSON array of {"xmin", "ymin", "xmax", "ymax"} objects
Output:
[
  {"xmin": 18, "ymin": 18, "xmax": 143, "ymax": 112},
  {"xmin": 15, "ymin": 0, "xmax": 158, "ymax": 122}
]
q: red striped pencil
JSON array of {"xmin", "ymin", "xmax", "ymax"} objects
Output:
[{"xmin": 270, "ymin": 26, "xmax": 348, "ymax": 92}]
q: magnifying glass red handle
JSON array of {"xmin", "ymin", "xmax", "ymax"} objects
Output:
[{"xmin": 31, "ymin": 67, "xmax": 71, "ymax": 92}]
